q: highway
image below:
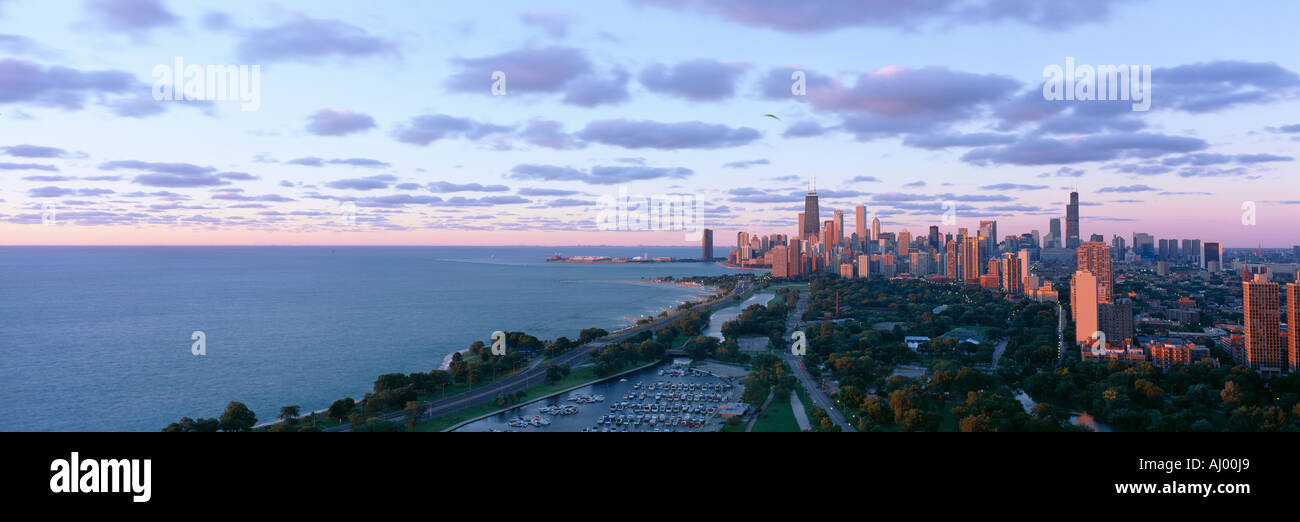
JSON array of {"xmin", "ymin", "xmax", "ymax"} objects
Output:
[
  {"xmin": 327, "ymin": 278, "xmax": 754, "ymax": 432},
  {"xmin": 779, "ymin": 290, "xmax": 855, "ymax": 432}
]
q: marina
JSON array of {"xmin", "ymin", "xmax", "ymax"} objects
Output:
[{"xmin": 453, "ymin": 363, "xmax": 742, "ymax": 432}]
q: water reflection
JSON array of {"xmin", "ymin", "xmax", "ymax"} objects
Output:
[
  {"xmin": 1014, "ymin": 390, "xmax": 1116, "ymax": 432},
  {"xmin": 703, "ymin": 292, "xmax": 775, "ymax": 340}
]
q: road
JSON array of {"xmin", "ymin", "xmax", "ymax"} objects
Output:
[
  {"xmin": 1054, "ymin": 303, "xmax": 1066, "ymax": 367},
  {"xmin": 779, "ymin": 290, "xmax": 855, "ymax": 432},
  {"xmin": 991, "ymin": 337, "xmax": 1008, "ymax": 370},
  {"xmin": 327, "ymin": 279, "xmax": 755, "ymax": 432}
]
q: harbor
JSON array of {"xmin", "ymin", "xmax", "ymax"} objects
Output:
[{"xmin": 451, "ymin": 362, "xmax": 746, "ymax": 432}]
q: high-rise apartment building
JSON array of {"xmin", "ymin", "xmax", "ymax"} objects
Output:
[
  {"xmin": 871, "ymin": 217, "xmax": 881, "ymax": 242},
  {"xmin": 963, "ymin": 236, "xmax": 983, "ymax": 285},
  {"xmin": 1077, "ymin": 241, "xmax": 1113, "ymax": 304},
  {"xmin": 1289, "ymin": 271, "xmax": 1300, "ymax": 372},
  {"xmin": 1243, "ymin": 271, "xmax": 1284, "ymax": 375},
  {"xmin": 1072, "ymin": 270, "xmax": 1099, "ymax": 344},
  {"xmin": 701, "ymin": 229, "xmax": 713, "ymax": 260},
  {"xmin": 1001, "ymin": 253, "xmax": 1023, "ymax": 294}
]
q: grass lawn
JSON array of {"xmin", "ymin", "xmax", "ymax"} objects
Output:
[{"xmin": 750, "ymin": 393, "xmax": 802, "ymax": 432}]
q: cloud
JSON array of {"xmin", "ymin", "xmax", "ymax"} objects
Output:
[
  {"xmin": 428, "ymin": 181, "xmax": 510, "ymax": 193},
  {"xmin": 235, "ymin": 15, "xmax": 397, "ymax": 63},
  {"xmin": 393, "ymin": 114, "xmax": 512, "ymax": 146},
  {"xmin": 961, "ymin": 132, "xmax": 1208, "ymax": 166},
  {"xmin": 447, "ymin": 46, "xmax": 588, "ymax": 94},
  {"xmin": 576, "ymin": 119, "xmax": 761, "ymax": 149},
  {"xmin": 0, "ymin": 162, "xmax": 59, "ymax": 171},
  {"xmin": 306, "ymin": 109, "xmax": 376, "ymax": 136},
  {"xmin": 902, "ymin": 132, "xmax": 1017, "ymax": 150},
  {"xmin": 639, "ymin": 59, "xmax": 748, "ymax": 101},
  {"xmin": 518, "ymin": 120, "xmax": 585, "ymax": 150},
  {"xmin": 326, "ymin": 175, "xmax": 397, "ymax": 191},
  {"xmin": 782, "ymin": 120, "xmax": 831, "ymax": 138},
  {"xmin": 635, "ymin": 0, "xmax": 1137, "ymax": 32},
  {"xmin": 1098, "ymin": 184, "xmax": 1160, "ymax": 193},
  {"xmin": 1153, "ymin": 60, "xmax": 1300, "ymax": 113},
  {"xmin": 979, "ymin": 183, "xmax": 1049, "ymax": 191},
  {"xmin": 287, "ymin": 157, "xmax": 391, "ymax": 168},
  {"xmin": 1, "ymin": 144, "xmax": 78, "ymax": 158},
  {"xmin": 508, "ymin": 164, "xmax": 694, "ymax": 185},
  {"xmin": 722, "ymin": 159, "xmax": 769, "ymax": 169},
  {"xmin": 85, "ymin": 0, "xmax": 179, "ymax": 34},
  {"xmin": 850, "ymin": 175, "xmax": 881, "ymax": 183},
  {"xmin": 545, "ymin": 198, "xmax": 596, "ymax": 207},
  {"xmin": 520, "ymin": 10, "xmax": 573, "ymax": 38},
  {"xmin": 0, "ymin": 34, "xmax": 57, "ymax": 57},
  {"xmin": 0, "ymin": 58, "xmax": 133, "ymax": 110},
  {"xmin": 445, "ymin": 46, "xmax": 629, "ymax": 107},
  {"xmin": 211, "ymin": 192, "xmax": 295, "ymax": 202},
  {"xmin": 517, "ymin": 187, "xmax": 580, "ymax": 196},
  {"xmin": 561, "ymin": 68, "xmax": 631, "ymax": 107},
  {"xmin": 28, "ymin": 186, "xmax": 112, "ymax": 198}
]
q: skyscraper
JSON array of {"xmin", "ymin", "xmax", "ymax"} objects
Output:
[
  {"xmin": 1289, "ymin": 271, "xmax": 1299, "ymax": 372},
  {"xmin": 737, "ymin": 231, "xmax": 750, "ymax": 260},
  {"xmin": 1048, "ymin": 218, "xmax": 1061, "ymax": 248},
  {"xmin": 898, "ymin": 229, "xmax": 911, "ymax": 254},
  {"xmin": 803, "ymin": 181, "xmax": 820, "ymax": 241},
  {"xmin": 833, "ymin": 210, "xmax": 844, "ymax": 248},
  {"xmin": 855, "ymin": 205, "xmax": 867, "ymax": 242},
  {"xmin": 1077, "ymin": 241, "xmax": 1113, "ymax": 304},
  {"xmin": 1072, "ymin": 270, "xmax": 1099, "ymax": 345},
  {"xmin": 701, "ymin": 229, "xmax": 713, "ymax": 260},
  {"xmin": 771, "ymin": 245, "xmax": 788, "ymax": 277},
  {"xmin": 871, "ymin": 216, "xmax": 881, "ymax": 242},
  {"xmin": 963, "ymin": 236, "xmax": 983, "ymax": 285},
  {"xmin": 797, "ymin": 212, "xmax": 805, "ymax": 241},
  {"xmin": 1001, "ymin": 253, "xmax": 1023, "ymax": 294},
  {"xmin": 1066, "ymin": 191, "xmax": 1080, "ymax": 248},
  {"xmin": 945, "ymin": 240, "xmax": 959, "ymax": 280},
  {"xmin": 1203, "ymin": 242, "xmax": 1221, "ymax": 271},
  {"xmin": 979, "ymin": 220, "xmax": 997, "ymax": 257},
  {"xmin": 1099, "ymin": 302, "xmax": 1134, "ymax": 344},
  {"xmin": 1243, "ymin": 270, "xmax": 1283, "ymax": 375},
  {"xmin": 928, "ymin": 226, "xmax": 941, "ymax": 251}
]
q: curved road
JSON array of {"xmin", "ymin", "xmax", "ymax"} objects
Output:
[{"xmin": 328, "ymin": 279, "xmax": 754, "ymax": 432}]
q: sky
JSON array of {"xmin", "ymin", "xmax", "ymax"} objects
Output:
[{"xmin": 0, "ymin": 0, "xmax": 1298, "ymax": 247}]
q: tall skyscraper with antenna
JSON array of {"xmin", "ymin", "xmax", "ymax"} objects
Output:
[
  {"xmin": 803, "ymin": 177, "xmax": 820, "ymax": 241},
  {"xmin": 1066, "ymin": 189, "xmax": 1080, "ymax": 248}
]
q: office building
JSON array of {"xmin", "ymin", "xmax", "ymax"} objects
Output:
[
  {"xmin": 1066, "ymin": 191, "xmax": 1080, "ymax": 248},
  {"xmin": 701, "ymin": 229, "xmax": 713, "ymax": 260}
]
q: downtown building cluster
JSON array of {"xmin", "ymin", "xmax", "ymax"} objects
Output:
[{"xmin": 704, "ymin": 183, "xmax": 1299, "ymax": 378}]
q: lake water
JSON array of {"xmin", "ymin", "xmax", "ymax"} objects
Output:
[{"xmin": 0, "ymin": 246, "xmax": 747, "ymax": 431}]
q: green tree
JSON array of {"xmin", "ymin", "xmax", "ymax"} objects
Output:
[{"xmin": 219, "ymin": 401, "xmax": 257, "ymax": 432}]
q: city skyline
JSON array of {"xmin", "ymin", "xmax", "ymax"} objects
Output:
[{"xmin": 2, "ymin": 0, "xmax": 1299, "ymax": 247}]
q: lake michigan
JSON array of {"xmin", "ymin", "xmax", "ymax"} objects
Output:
[{"xmin": 0, "ymin": 246, "xmax": 745, "ymax": 431}]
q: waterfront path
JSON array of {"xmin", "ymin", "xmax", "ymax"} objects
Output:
[
  {"xmin": 327, "ymin": 279, "xmax": 755, "ymax": 432},
  {"xmin": 789, "ymin": 390, "xmax": 811, "ymax": 431}
]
